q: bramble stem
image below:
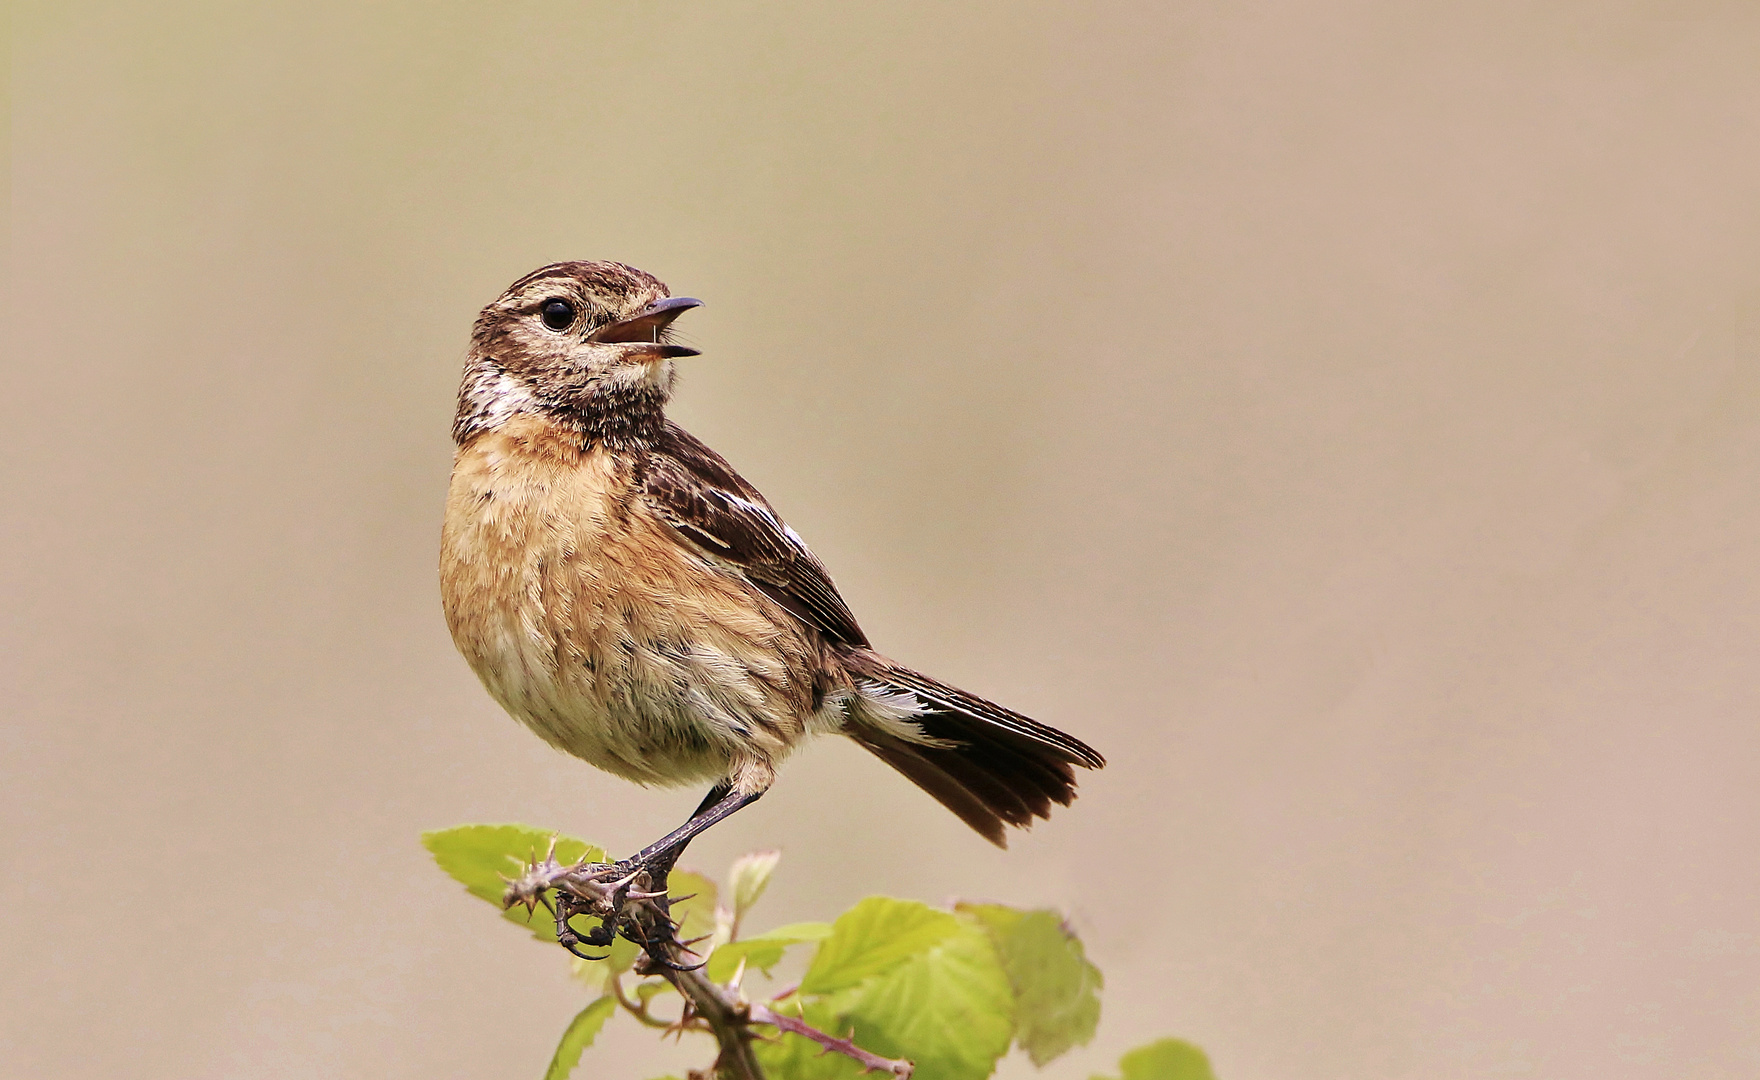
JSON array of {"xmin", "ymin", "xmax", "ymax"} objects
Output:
[
  {"xmin": 749, "ymin": 1003, "xmax": 914, "ymax": 1077},
  {"xmin": 507, "ymin": 850, "xmax": 910, "ymax": 1080},
  {"xmin": 649, "ymin": 954, "xmax": 765, "ymax": 1080},
  {"xmin": 608, "ymin": 975, "xmax": 679, "ymax": 1031}
]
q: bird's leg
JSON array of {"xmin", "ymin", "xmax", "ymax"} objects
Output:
[
  {"xmin": 578, "ymin": 782, "xmax": 765, "ymax": 959},
  {"xmin": 632, "ymin": 780, "xmax": 760, "ymax": 878}
]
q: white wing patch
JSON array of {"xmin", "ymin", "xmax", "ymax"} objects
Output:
[{"xmin": 817, "ymin": 680, "xmax": 961, "ymax": 748}]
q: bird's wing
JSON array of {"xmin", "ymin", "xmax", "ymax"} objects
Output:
[{"xmin": 641, "ymin": 421, "xmax": 871, "ymax": 649}]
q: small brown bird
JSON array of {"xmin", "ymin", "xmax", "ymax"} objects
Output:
[{"xmin": 440, "ymin": 261, "xmax": 1102, "ymax": 911}]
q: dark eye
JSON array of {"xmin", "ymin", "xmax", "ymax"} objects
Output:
[{"xmin": 539, "ymin": 298, "xmax": 576, "ymax": 331}]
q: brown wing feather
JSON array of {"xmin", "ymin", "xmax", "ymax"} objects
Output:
[{"xmin": 641, "ymin": 422, "xmax": 871, "ymax": 649}]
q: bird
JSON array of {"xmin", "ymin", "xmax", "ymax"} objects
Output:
[{"xmin": 439, "ymin": 261, "xmax": 1103, "ymax": 939}]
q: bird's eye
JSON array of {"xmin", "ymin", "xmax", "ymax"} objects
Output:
[{"xmin": 539, "ymin": 298, "xmax": 576, "ymax": 331}]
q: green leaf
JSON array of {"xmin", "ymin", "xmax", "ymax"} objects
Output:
[
  {"xmin": 727, "ymin": 849, "xmax": 782, "ymax": 922},
  {"xmin": 829, "ymin": 918, "xmax": 1015, "ymax": 1080},
  {"xmin": 801, "ymin": 897, "xmax": 962, "ymax": 994},
  {"xmin": 541, "ymin": 995, "xmax": 616, "ymax": 1080},
  {"xmin": 704, "ymin": 921, "xmax": 833, "ymax": 983},
  {"xmin": 959, "ymin": 904, "xmax": 1102, "ymax": 1065},
  {"xmin": 421, "ymin": 824, "xmax": 605, "ymax": 942},
  {"xmin": 1093, "ymin": 1038, "xmax": 1217, "ymax": 1080}
]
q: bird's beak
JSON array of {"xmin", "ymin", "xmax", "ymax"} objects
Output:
[{"xmin": 588, "ymin": 296, "xmax": 704, "ymax": 358}]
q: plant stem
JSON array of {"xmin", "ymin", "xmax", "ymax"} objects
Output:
[
  {"xmin": 748, "ymin": 1003, "xmax": 914, "ymax": 1078},
  {"xmin": 506, "ymin": 852, "xmax": 908, "ymax": 1080},
  {"xmin": 652, "ymin": 957, "xmax": 765, "ymax": 1080},
  {"xmin": 609, "ymin": 974, "xmax": 680, "ymax": 1031}
]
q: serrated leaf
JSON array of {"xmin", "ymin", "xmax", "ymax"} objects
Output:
[
  {"xmin": 830, "ymin": 918, "xmax": 1014, "ymax": 1080},
  {"xmin": 541, "ymin": 995, "xmax": 616, "ymax": 1080},
  {"xmin": 727, "ymin": 849, "xmax": 782, "ymax": 922},
  {"xmin": 802, "ymin": 897, "xmax": 962, "ymax": 994},
  {"xmin": 633, "ymin": 978, "xmax": 676, "ymax": 1003},
  {"xmin": 421, "ymin": 824, "xmax": 605, "ymax": 942},
  {"xmin": 751, "ymin": 997, "xmax": 869, "ymax": 1080},
  {"xmin": 959, "ymin": 904, "xmax": 1102, "ymax": 1065},
  {"xmin": 704, "ymin": 921, "xmax": 834, "ymax": 983},
  {"xmin": 1092, "ymin": 1038, "xmax": 1217, "ymax": 1080}
]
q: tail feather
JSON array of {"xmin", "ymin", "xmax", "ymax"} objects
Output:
[
  {"xmin": 842, "ymin": 660, "xmax": 1104, "ymax": 848},
  {"xmin": 877, "ymin": 665, "xmax": 1106, "ymax": 769}
]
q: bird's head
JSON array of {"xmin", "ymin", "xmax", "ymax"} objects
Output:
[{"xmin": 456, "ymin": 261, "xmax": 702, "ymax": 445}]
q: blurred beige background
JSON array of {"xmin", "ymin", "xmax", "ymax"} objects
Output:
[{"xmin": 7, "ymin": 2, "xmax": 1759, "ymax": 1077}]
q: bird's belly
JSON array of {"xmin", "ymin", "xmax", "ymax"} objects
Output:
[
  {"xmin": 440, "ymin": 431, "xmax": 816, "ymax": 788},
  {"xmin": 466, "ymin": 621, "xmax": 746, "ymax": 788}
]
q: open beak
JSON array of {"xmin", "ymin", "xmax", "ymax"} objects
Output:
[{"xmin": 588, "ymin": 296, "xmax": 703, "ymax": 357}]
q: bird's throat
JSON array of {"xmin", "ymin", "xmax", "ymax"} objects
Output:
[{"xmin": 558, "ymin": 378, "xmax": 668, "ymax": 450}]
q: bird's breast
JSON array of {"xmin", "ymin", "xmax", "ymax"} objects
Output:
[{"xmin": 439, "ymin": 417, "xmax": 819, "ymax": 787}]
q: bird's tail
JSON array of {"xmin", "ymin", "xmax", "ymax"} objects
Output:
[{"xmin": 840, "ymin": 657, "xmax": 1105, "ymax": 847}]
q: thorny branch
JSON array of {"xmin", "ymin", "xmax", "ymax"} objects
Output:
[
  {"xmin": 748, "ymin": 1002, "xmax": 914, "ymax": 1077},
  {"xmin": 504, "ymin": 848, "xmax": 913, "ymax": 1080}
]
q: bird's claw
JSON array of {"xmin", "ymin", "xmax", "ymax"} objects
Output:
[
  {"xmin": 639, "ymin": 950, "xmax": 706, "ymax": 972},
  {"xmin": 557, "ymin": 936, "xmax": 609, "ymax": 962},
  {"xmin": 551, "ymin": 852, "xmax": 693, "ymax": 965}
]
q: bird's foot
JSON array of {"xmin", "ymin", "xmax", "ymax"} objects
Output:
[{"xmin": 549, "ymin": 852, "xmax": 703, "ymax": 970}]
